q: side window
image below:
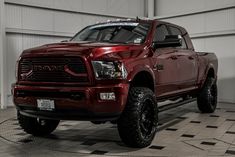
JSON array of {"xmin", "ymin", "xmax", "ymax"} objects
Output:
[
  {"xmin": 153, "ymin": 25, "xmax": 169, "ymax": 42},
  {"xmin": 168, "ymin": 26, "xmax": 187, "ymax": 49}
]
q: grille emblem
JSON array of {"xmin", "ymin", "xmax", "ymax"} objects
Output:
[{"xmin": 33, "ymin": 65, "xmax": 64, "ymax": 72}]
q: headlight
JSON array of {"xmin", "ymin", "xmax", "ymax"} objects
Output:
[{"xmin": 91, "ymin": 61, "xmax": 127, "ymax": 79}]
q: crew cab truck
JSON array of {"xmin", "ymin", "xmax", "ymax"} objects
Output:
[{"xmin": 12, "ymin": 19, "xmax": 218, "ymax": 148}]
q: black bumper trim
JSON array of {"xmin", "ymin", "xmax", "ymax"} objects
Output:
[{"xmin": 16, "ymin": 106, "xmax": 121, "ymax": 121}]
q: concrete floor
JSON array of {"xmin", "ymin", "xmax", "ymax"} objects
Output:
[{"xmin": 0, "ymin": 102, "xmax": 235, "ymax": 157}]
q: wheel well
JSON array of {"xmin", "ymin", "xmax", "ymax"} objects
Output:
[
  {"xmin": 207, "ymin": 68, "xmax": 215, "ymax": 78},
  {"xmin": 130, "ymin": 71, "xmax": 154, "ymax": 92}
]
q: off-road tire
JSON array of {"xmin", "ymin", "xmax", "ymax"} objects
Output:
[
  {"xmin": 117, "ymin": 87, "xmax": 158, "ymax": 148},
  {"xmin": 197, "ymin": 77, "xmax": 217, "ymax": 113},
  {"xmin": 18, "ymin": 112, "xmax": 60, "ymax": 136}
]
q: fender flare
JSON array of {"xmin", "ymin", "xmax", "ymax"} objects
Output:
[{"xmin": 201, "ymin": 63, "xmax": 216, "ymax": 88}]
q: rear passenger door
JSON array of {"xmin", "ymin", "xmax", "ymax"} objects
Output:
[{"xmin": 168, "ymin": 25, "xmax": 198, "ymax": 91}]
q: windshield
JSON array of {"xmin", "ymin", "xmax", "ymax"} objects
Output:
[{"xmin": 71, "ymin": 22, "xmax": 150, "ymax": 44}]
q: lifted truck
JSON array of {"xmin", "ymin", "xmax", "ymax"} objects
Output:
[{"xmin": 12, "ymin": 19, "xmax": 218, "ymax": 148}]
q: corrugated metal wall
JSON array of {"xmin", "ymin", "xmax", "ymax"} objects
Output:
[
  {"xmin": 155, "ymin": 0, "xmax": 235, "ymax": 103},
  {"xmin": 4, "ymin": 0, "xmax": 146, "ymax": 106}
]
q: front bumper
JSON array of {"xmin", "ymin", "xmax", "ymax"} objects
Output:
[{"xmin": 12, "ymin": 83, "xmax": 129, "ymax": 121}]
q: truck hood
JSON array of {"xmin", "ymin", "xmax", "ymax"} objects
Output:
[{"xmin": 21, "ymin": 41, "xmax": 146, "ymax": 60}]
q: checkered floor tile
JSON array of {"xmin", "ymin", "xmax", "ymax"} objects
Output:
[{"xmin": 0, "ymin": 102, "xmax": 235, "ymax": 157}]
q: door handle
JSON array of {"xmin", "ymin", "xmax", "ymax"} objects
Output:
[
  {"xmin": 170, "ymin": 56, "xmax": 178, "ymax": 60},
  {"xmin": 188, "ymin": 56, "xmax": 194, "ymax": 60}
]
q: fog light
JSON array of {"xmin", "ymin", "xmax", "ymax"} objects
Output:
[{"xmin": 100, "ymin": 92, "xmax": 116, "ymax": 100}]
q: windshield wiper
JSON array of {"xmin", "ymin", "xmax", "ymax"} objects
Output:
[{"xmin": 100, "ymin": 40, "xmax": 128, "ymax": 44}]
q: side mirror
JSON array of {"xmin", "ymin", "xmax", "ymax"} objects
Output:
[{"xmin": 153, "ymin": 35, "xmax": 182, "ymax": 49}]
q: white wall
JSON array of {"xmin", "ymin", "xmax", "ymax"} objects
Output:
[
  {"xmin": 2, "ymin": 0, "xmax": 234, "ymax": 107},
  {"xmin": 3, "ymin": 0, "xmax": 146, "ymax": 106},
  {"xmin": 0, "ymin": 0, "xmax": 8, "ymax": 109},
  {"xmin": 6, "ymin": 0, "xmax": 145, "ymax": 18},
  {"xmin": 155, "ymin": 0, "xmax": 235, "ymax": 16},
  {"xmin": 155, "ymin": 0, "xmax": 235, "ymax": 103}
]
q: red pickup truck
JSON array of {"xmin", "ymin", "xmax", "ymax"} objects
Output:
[{"xmin": 12, "ymin": 19, "xmax": 218, "ymax": 148}]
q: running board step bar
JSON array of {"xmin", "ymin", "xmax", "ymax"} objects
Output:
[{"xmin": 159, "ymin": 98, "xmax": 197, "ymax": 112}]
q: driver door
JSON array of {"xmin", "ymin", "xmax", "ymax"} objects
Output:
[{"xmin": 152, "ymin": 24, "xmax": 179, "ymax": 97}]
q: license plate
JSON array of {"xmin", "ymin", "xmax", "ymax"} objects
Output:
[{"xmin": 37, "ymin": 99, "xmax": 55, "ymax": 111}]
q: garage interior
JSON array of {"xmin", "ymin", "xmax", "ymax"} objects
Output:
[{"xmin": 0, "ymin": 0, "xmax": 235, "ymax": 156}]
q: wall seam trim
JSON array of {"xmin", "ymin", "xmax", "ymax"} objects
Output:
[
  {"xmin": 6, "ymin": 28, "xmax": 235, "ymax": 39},
  {"xmin": 154, "ymin": 5, "xmax": 235, "ymax": 20},
  {"xmin": 6, "ymin": 28, "xmax": 73, "ymax": 38},
  {"xmin": 191, "ymin": 30, "xmax": 235, "ymax": 39}
]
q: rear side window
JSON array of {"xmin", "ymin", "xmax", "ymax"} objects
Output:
[
  {"xmin": 168, "ymin": 26, "xmax": 187, "ymax": 49},
  {"xmin": 153, "ymin": 25, "xmax": 169, "ymax": 42}
]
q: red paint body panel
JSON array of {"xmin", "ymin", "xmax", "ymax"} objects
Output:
[{"xmin": 12, "ymin": 19, "xmax": 218, "ymax": 120}]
